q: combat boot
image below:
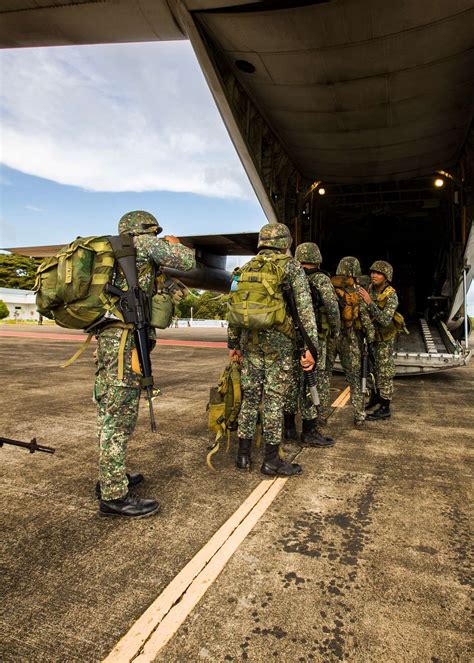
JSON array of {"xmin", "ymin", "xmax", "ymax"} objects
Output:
[
  {"xmin": 365, "ymin": 390, "xmax": 380, "ymax": 410},
  {"xmin": 300, "ymin": 419, "xmax": 335, "ymax": 448},
  {"xmin": 283, "ymin": 412, "xmax": 298, "ymax": 441},
  {"xmin": 366, "ymin": 398, "xmax": 391, "ymax": 421},
  {"xmin": 98, "ymin": 492, "xmax": 160, "ymax": 518},
  {"xmin": 95, "ymin": 472, "xmax": 144, "ymax": 499},
  {"xmin": 261, "ymin": 443, "xmax": 302, "ymax": 477},
  {"xmin": 236, "ymin": 437, "xmax": 252, "ymax": 470}
]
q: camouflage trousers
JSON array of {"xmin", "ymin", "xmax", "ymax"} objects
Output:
[
  {"xmin": 94, "ymin": 327, "xmax": 141, "ymax": 500},
  {"xmin": 284, "ymin": 336, "xmax": 333, "ymax": 421},
  {"xmin": 337, "ymin": 329, "xmax": 365, "ymax": 424},
  {"xmin": 371, "ymin": 339, "xmax": 395, "ymax": 401},
  {"xmin": 238, "ymin": 335, "xmax": 293, "ymax": 446}
]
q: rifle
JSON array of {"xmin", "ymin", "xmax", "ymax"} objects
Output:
[
  {"xmin": 0, "ymin": 436, "xmax": 55, "ymax": 454},
  {"xmin": 106, "ymin": 235, "xmax": 157, "ymax": 432},
  {"xmin": 282, "ymin": 281, "xmax": 320, "ymax": 406},
  {"xmin": 361, "ymin": 336, "xmax": 376, "ymax": 407}
]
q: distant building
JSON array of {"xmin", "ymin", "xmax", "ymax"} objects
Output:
[{"xmin": 0, "ymin": 287, "xmax": 39, "ymax": 321}]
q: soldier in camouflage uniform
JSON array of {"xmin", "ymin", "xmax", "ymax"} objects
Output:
[
  {"xmin": 283, "ymin": 242, "xmax": 340, "ymax": 446},
  {"xmin": 95, "ymin": 211, "xmax": 195, "ymax": 518},
  {"xmin": 334, "ymin": 257, "xmax": 375, "ymax": 425},
  {"xmin": 228, "ymin": 223, "xmax": 319, "ymax": 476},
  {"xmin": 358, "ymin": 260, "xmax": 398, "ymax": 421}
]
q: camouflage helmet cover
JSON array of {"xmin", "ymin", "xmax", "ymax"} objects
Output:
[
  {"xmin": 295, "ymin": 242, "xmax": 322, "ymax": 265},
  {"xmin": 258, "ymin": 223, "xmax": 292, "ymax": 250},
  {"xmin": 337, "ymin": 256, "xmax": 361, "ymax": 278},
  {"xmin": 370, "ymin": 260, "xmax": 393, "ymax": 282},
  {"xmin": 118, "ymin": 210, "xmax": 162, "ymax": 237}
]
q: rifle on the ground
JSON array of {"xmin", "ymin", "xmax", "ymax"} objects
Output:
[
  {"xmin": 0, "ymin": 436, "xmax": 55, "ymax": 454},
  {"xmin": 106, "ymin": 234, "xmax": 157, "ymax": 432},
  {"xmin": 282, "ymin": 281, "xmax": 320, "ymax": 406}
]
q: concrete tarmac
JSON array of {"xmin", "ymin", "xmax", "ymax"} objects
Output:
[{"xmin": 0, "ymin": 327, "xmax": 472, "ymax": 662}]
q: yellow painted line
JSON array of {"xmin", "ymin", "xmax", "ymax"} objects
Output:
[
  {"xmin": 103, "ymin": 387, "xmax": 349, "ymax": 662},
  {"xmin": 102, "ymin": 478, "xmax": 287, "ymax": 663},
  {"xmin": 134, "ymin": 478, "xmax": 287, "ymax": 662},
  {"xmin": 331, "ymin": 385, "xmax": 351, "ymax": 408}
]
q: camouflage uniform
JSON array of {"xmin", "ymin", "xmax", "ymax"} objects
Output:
[
  {"xmin": 367, "ymin": 261, "xmax": 398, "ymax": 402},
  {"xmin": 94, "ymin": 212, "xmax": 195, "ymax": 501},
  {"xmin": 334, "ymin": 257, "xmax": 375, "ymax": 424},
  {"xmin": 228, "ymin": 231, "xmax": 318, "ymax": 449},
  {"xmin": 284, "ymin": 243, "xmax": 340, "ymax": 424}
]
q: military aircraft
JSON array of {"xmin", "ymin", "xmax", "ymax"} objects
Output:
[{"xmin": 1, "ymin": 1, "xmax": 473, "ymax": 374}]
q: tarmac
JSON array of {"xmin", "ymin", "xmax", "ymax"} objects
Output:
[{"xmin": 0, "ymin": 324, "xmax": 472, "ymax": 662}]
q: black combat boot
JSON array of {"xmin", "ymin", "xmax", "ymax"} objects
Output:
[
  {"xmin": 366, "ymin": 398, "xmax": 391, "ymax": 420},
  {"xmin": 236, "ymin": 437, "xmax": 252, "ymax": 470},
  {"xmin": 283, "ymin": 412, "xmax": 298, "ymax": 441},
  {"xmin": 365, "ymin": 390, "xmax": 380, "ymax": 410},
  {"xmin": 300, "ymin": 419, "xmax": 335, "ymax": 448},
  {"xmin": 261, "ymin": 443, "xmax": 302, "ymax": 477},
  {"xmin": 99, "ymin": 492, "xmax": 160, "ymax": 518},
  {"xmin": 95, "ymin": 472, "xmax": 144, "ymax": 499}
]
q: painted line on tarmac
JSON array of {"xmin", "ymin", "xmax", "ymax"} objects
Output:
[
  {"xmin": 331, "ymin": 386, "xmax": 350, "ymax": 408},
  {"xmin": 0, "ymin": 330, "xmax": 226, "ymax": 349},
  {"xmin": 102, "ymin": 387, "xmax": 350, "ymax": 662}
]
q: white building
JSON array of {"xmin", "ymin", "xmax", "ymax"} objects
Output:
[{"xmin": 0, "ymin": 287, "xmax": 39, "ymax": 321}]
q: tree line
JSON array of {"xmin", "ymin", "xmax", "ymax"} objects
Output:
[{"xmin": 0, "ymin": 254, "xmax": 228, "ymax": 320}]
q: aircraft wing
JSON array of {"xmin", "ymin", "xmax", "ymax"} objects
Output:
[
  {"xmin": 2, "ymin": 231, "xmax": 258, "ymax": 293},
  {"xmin": 3, "ymin": 231, "xmax": 258, "ymax": 259}
]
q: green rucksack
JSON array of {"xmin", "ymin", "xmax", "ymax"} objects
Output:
[
  {"xmin": 226, "ymin": 252, "xmax": 291, "ymax": 333},
  {"xmin": 35, "ymin": 236, "xmax": 118, "ymax": 329},
  {"xmin": 34, "ymin": 235, "xmax": 183, "ymax": 331},
  {"xmin": 206, "ymin": 361, "xmax": 242, "ymax": 470}
]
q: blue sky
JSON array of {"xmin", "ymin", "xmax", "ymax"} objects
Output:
[{"xmin": 0, "ymin": 42, "xmax": 266, "ymax": 249}]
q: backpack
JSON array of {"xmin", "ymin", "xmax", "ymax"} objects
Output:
[
  {"xmin": 34, "ymin": 235, "xmax": 180, "ymax": 331},
  {"xmin": 35, "ymin": 236, "xmax": 119, "ymax": 330},
  {"xmin": 227, "ymin": 252, "xmax": 291, "ymax": 334},
  {"xmin": 206, "ymin": 361, "xmax": 242, "ymax": 470},
  {"xmin": 331, "ymin": 275, "xmax": 360, "ymax": 329}
]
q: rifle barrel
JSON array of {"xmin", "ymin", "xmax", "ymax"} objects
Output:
[{"xmin": 0, "ymin": 437, "xmax": 55, "ymax": 454}]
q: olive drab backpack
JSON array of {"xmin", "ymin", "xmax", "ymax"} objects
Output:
[
  {"xmin": 226, "ymin": 252, "xmax": 292, "ymax": 335},
  {"xmin": 330, "ymin": 275, "xmax": 360, "ymax": 329},
  {"xmin": 206, "ymin": 361, "xmax": 242, "ymax": 470},
  {"xmin": 34, "ymin": 235, "xmax": 186, "ymax": 331},
  {"xmin": 35, "ymin": 236, "xmax": 119, "ymax": 329}
]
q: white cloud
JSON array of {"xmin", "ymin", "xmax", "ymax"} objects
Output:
[
  {"xmin": 25, "ymin": 205, "xmax": 44, "ymax": 212},
  {"xmin": 0, "ymin": 43, "xmax": 253, "ymax": 199}
]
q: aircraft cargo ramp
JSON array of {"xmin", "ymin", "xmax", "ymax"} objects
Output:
[{"xmin": 0, "ymin": 325, "xmax": 472, "ymax": 663}]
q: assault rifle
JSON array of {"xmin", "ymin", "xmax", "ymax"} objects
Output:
[
  {"xmin": 361, "ymin": 336, "xmax": 376, "ymax": 408},
  {"xmin": 1, "ymin": 436, "xmax": 55, "ymax": 454},
  {"xmin": 106, "ymin": 234, "xmax": 157, "ymax": 432},
  {"xmin": 282, "ymin": 281, "xmax": 320, "ymax": 406}
]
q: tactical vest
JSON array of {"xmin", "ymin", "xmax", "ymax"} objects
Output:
[
  {"xmin": 227, "ymin": 252, "xmax": 293, "ymax": 337},
  {"xmin": 372, "ymin": 285, "xmax": 408, "ymax": 341},
  {"xmin": 330, "ymin": 275, "xmax": 361, "ymax": 330}
]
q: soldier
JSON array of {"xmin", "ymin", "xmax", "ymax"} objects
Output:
[
  {"xmin": 332, "ymin": 256, "xmax": 375, "ymax": 426},
  {"xmin": 358, "ymin": 260, "xmax": 398, "ymax": 420},
  {"xmin": 228, "ymin": 223, "xmax": 319, "ymax": 476},
  {"xmin": 283, "ymin": 242, "xmax": 340, "ymax": 446},
  {"xmin": 95, "ymin": 211, "xmax": 195, "ymax": 518}
]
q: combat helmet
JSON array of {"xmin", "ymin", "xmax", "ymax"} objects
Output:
[
  {"xmin": 118, "ymin": 210, "xmax": 162, "ymax": 237},
  {"xmin": 258, "ymin": 223, "xmax": 292, "ymax": 250},
  {"xmin": 370, "ymin": 260, "xmax": 393, "ymax": 282},
  {"xmin": 336, "ymin": 256, "xmax": 361, "ymax": 278},
  {"xmin": 295, "ymin": 242, "xmax": 322, "ymax": 265}
]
